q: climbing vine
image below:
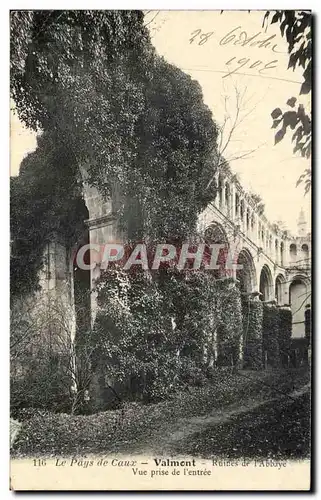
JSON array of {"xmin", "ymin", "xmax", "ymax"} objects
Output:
[
  {"xmin": 11, "ymin": 11, "xmax": 220, "ymax": 296},
  {"xmin": 242, "ymin": 299, "xmax": 263, "ymax": 370},
  {"xmin": 11, "ymin": 11, "xmax": 219, "ymax": 244},
  {"xmin": 262, "ymin": 303, "xmax": 280, "ymax": 368},
  {"xmin": 10, "ymin": 12, "xmax": 230, "ymax": 409},
  {"xmin": 278, "ymin": 306, "xmax": 292, "ymax": 367}
]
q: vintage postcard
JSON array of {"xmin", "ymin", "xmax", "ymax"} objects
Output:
[{"xmin": 10, "ymin": 9, "xmax": 311, "ymax": 491}]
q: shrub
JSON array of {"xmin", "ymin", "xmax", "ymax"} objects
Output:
[
  {"xmin": 278, "ymin": 307, "xmax": 292, "ymax": 367},
  {"xmin": 90, "ymin": 268, "xmax": 213, "ymax": 407},
  {"xmin": 242, "ymin": 299, "xmax": 263, "ymax": 370},
  {"xmin": 262, "ymin": 303, "xmax": 280, "ymax": 368},
  {"xmin": 11, "ymin": 351, "xmax": 73, "ymax": 418},
  {"xmin": 89, "ymin": 271, "xmax": 244, "ymax": 407},
  {"xmin": 216, "ymin": 280, "xmax": 243, "ymax": 367}
]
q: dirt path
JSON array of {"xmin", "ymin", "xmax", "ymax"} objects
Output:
[{"xmin": 134, "ymin": 382, "xmax": 310, "ymax": 455}]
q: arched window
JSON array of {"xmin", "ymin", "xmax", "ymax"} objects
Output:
[
  {"xmin": 240, "ymin": 199, "xmax": 245, "ymax": 218},
  {"xmin": 290, "ymin": 243, "xmax": 297, "ymax": 261},
  {"xmin": 275, "ymin": 274, "xmax": 285, "ymax": 304},
  {"xmin": 246, "ymin": 209, "xmax": 250, "ymax": 230},
  {"xmin": 259, "ymin": 265, "xmax": 273, "ymax": 301},
  {"xmin": 235, "ymin": 192, "xmax": 240, "ymax": 216},
  {"xmin": 204, "ymin": 222, "xmax": 229, "ymax": 279},
  {"xmin": 301, "ymin": 243, "xmax": 309, "ymax": 263},
  {"xmin": 280, "ymin": 241, "xmax": 284, "ymax": 266},
  {"xmin": 225, "ymin": 183, "xmax": 230, "ymax": 207},
  {"xmin": 289, "ymin": 278, "xmax": 308, "ymax": 337},
  {"xmin": 236, "ymin": 249, "xmax": 257, "ymax": 293}
]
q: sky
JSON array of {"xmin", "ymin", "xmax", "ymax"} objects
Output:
[{"xmin": 10, "ymin": 10, "xmax": 311, "ymax": 234}]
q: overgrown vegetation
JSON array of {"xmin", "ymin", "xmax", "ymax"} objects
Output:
[
  {"xmin": 12, "ymin": 369, "xmax": 309, "ymax": 457},
  {"xmin": 10, "ymin": 12, "xmax": 308, "ymax": 420},
  {"xmin": 278, "ymin": 307, "xmax": 292, "ymax": 367},
  {"xmin": 10, "ymin": 132, "xmax": 87, "ymax": 297},
  {"xmin": 242, "ymin": 299, "xmax": 263, "ymax": 370},
  {"xmin": 90, "ymin": 269, "xmax": 244, "ymax": 407},
  {"xmin": 262, "ymin": 303, "xmax": 280, "ymax": 368},
  {"xmin": 10, "ymin": 11, "xmax": 223, "ymax": 413}
]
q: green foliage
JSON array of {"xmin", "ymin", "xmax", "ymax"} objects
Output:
[
  {"xmin": 10, "ymin": 11, "xmax": 219, "ymax": 245},
  {"xmin": 90, "ymin": 269, "xmax": 243, "ymax": 406},
  {"xmin": 248, "ymin": 191, "xmax": 265, "ymax": 216},
  {"xmin": 272, "ymin": 98, "xmax": 311, "ymax": 174},
  {"xmin": 91, "ymin": 267, "xmax": 179, "ymax": 403},
  {"xmin": 262, "ymin": 303, "xmax": 280, "ymax": 368},
  {"xmin": 90, "ymin": 268, "xmax": 209, "ymax": 403},
  {"xmin": 263, "ymin": 11, "xmax": 311, "ymax": 95},
  {"xmin": 242, "ymin": 299, "xmax": 263, "ymax": 370},
  {"xmin": 10, "ymin": 132, "xmax": 87, "ymax": 297},
  {"xmin": 278, "ymin": 307, "xmax": 292, "ymax": 367},
  {"xmin": 264, "ymin": 11, "xmax": 311, "ymax": 189},
  {"xmin": 217, "ymin": 281, "xmax": 243, "ymax": 367}
]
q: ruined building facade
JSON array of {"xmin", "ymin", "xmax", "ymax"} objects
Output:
[{"xmin": 41, "ymin": 167, "xmax": 311, "ymax": 350}]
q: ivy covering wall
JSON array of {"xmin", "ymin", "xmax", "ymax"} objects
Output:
[
  {"xmin": 262, "ymin": 303, "xmax": 281, "ymax": 368},
  {"xmin": 89, "ymin": 271, "xmax": 244, "ymax": 408},
  {"xmin": 278, "ymin": 307, "xmax": 292, "ymax": 367},
  {"xmin": 242, "ymin": 299, "xmax": 263, "ymax": 370},
  {"xmin": 217, "ymin": 281, "xmax": 243, "ymax": 367}
]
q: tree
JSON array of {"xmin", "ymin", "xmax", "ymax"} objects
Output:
[
  {"xmin": 10, "ymin": 11, "xmax": 223, "ymax": 408},
  {"xmin": 206, "ymin": 83, "xmax": 263, "ymax": 193},
  {"xmin": 263, "ymin": 11, "xmax": 311, "ymax": 193},
  {"xmin": 10, "ymin": 132, "xmax": 87, "ymax": 298},
  {"xmin": 248, "ymin": 191, "xmax": 265, "ymax": 216},
  {"xmin": 11, "ymin": 289, "xmax": 93, "ymax": 416},
  {"xmin": 11, "ymin": 10, "xmax": 219, "ymax": 246}
]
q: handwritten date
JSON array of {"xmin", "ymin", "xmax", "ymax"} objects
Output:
[
  {"xmin": 225, "ymin": 56, "xmax": 277, "ymax": 77},
  {"xmin": 189, "ymin": 27, "xmax": 280, "ymax": 77}
]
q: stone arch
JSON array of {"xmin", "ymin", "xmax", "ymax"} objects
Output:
[
  {"xmin": 289, "ymin": 276, "xmax": 310, "ymax": 338},
  {"xmin": 259, "ymin": 264, "xmax": 273, "ymax": 301},
  {"xmin": 246, "ymin": 209, "xmax": 250, "ymax": 230},
  {"xmin": 235, "ymin": 192, "xmax": 240, "ymax": 217},
  {"xmin": 204, "ymin": 222, "xmax": 229, "ymax": 278},
  {"xmin": 218, "ymin": 176, "xmax": 223, "ymax": 207},
  {"xmin": 236, "ymin": 248, "xmax": 257, "ymax": 293},
  {"xmin": 204, "ymin": 222, "xmax": 228, "ymax": 245},
  {"xmin": 275, "ymin": 273, "xmax": 286, "ymax": 305},
  {"xmin": 301, "ymin": 243, "xmax": 309, "ymax": 263},
  {"xmin": 280, "ymin": 241, "xmax": 284, "ymax": 266},
  {"xmin": 290, "ymin": 243, "xmax": 297, "ymax": 261},
  {"xmin": 225, "ymin": 182, "xmax": 231, "ymax": 207},
  {"xmin": 240, "ymin": 199, "xmax": 245, "ymax": 219}
]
